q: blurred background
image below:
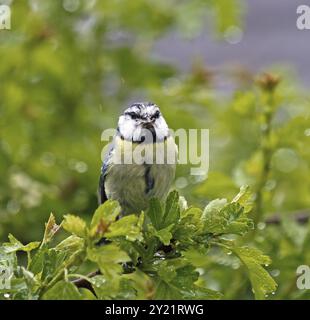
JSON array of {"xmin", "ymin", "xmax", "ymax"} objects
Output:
[{"xmin": 0, "ymin": 0, "xmax": 309, "ymax": 299}]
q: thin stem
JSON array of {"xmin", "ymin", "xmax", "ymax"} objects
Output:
[
  {"xmin": 39, "ymin": 248, "xmax": 85, "ymax": 296},
  {"xmin": 254, "ymin": 92, "xmax": 275, "ymax": 225}
]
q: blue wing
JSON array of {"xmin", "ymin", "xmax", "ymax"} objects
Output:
[{"xmin": 98, "ymin": 144, "xmax": 114, "ymax": 204}]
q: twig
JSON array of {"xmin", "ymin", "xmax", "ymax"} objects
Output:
[
  {"xmin": 72, "ymin": 270, "xmax": 101, "ymax": 295},
  {"xmin": 265, "ymin": 210, "xmax": 310, "ymax": 225}
]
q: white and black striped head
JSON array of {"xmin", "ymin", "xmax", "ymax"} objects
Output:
[{"xmin": 117, "ymin": 102, "xmax": 169, "ymax": 143}]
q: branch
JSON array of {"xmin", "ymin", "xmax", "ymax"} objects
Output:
[
  {"xmin": 72, "ymin": 270, "xmax": 100, "ymax": 294},
  {"xmin": 265, "ymin": 210, "xmax": 310, "ymax": 225}
]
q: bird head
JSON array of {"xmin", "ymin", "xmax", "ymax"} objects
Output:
[{"xmin": 117, "ymin": 102, "xmax": 169, "ymax": 143}]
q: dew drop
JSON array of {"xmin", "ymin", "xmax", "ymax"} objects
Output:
[
  {"xmin": 304, "ymin": 128, "xmax": 310, "ymax": 137},
  {"xmin": 175, "ymin": 177, "xmax": 188, "ymax": 189},
  {"xmin": 63, "ymin": 0, "xmax": 80, "ymax": 12},
  {"xmin": 271, "ymin": 269, "xmax": 280, "ymax": 277},
  {"xmin": 224, "ymin": 25, "xmax": 243, "ymax": 44},
  {"xmin": 257, "ymin": 222, "xmax": 266, "ymax": 230}
]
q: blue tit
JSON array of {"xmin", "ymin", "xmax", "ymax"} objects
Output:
[{"xmin": 99, "ymin": 102, "xmax": 177, "ymax": 215}]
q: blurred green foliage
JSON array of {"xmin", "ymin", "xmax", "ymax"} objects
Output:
[{"xmin": 0, "ymin": 0, "xmax": 309, "ymax": 299}]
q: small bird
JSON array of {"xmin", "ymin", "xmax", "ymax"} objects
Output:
[{"xmin": 99, "ymin": 102, "xmax": 177, "ymax": 215}]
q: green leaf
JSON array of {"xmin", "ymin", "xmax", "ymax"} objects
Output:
[
  {"xmin": 90, "ymin": 276, "xmax": 137, "ymax": 300},
  {"xmin": 28, "ymin": 246, "xmax": 49, "ymax": 275},
  {"xmin": 162, "ymin": 191, "xmax": 180, "ymax": 228},
  {"xmin": 79, "ymin": 288, "xmax": 97, "ymax": 300},
  {"xmin": 89, "ymin": 275, "xmax": 112, "ymax": 299},
  {"xmin": 233, "ymin": 246, "xmax": 277, "ymax": 300},
  {"xmin": 202, "ymin": 200, "xmax": 229, "ymax": 234},
  {"xmin": 148, "ymin": 224, "xmax": 174, "ymax": 245},
  {"xmin": 87, "ymin": 243, "xmax": 130, "ymax": 265},
  {"xmin": 89, "ymin": 200, "xmax": 121, "ymax": 238},
  {"xmin": 231, "ymin": 185, "xmax": 253, "ymax": 213},
  {"xmin": 202, "ymin": 198, "xmax": 227, "ymax": 220},
  {"xmin": 146, "ymin": 192, "xmax": 181, "ymax": 245},
  {"xmin": 62, "ymin": 215, "xmax": 87, "ymax": 237},
  {"xmin": 182, "ymin": 246, "xmax": 209, "ymax": 267},
  {"xmin": 55, "ymin": 235, "xmax": 85, "ymax": 254},
  {"xmin": 2, "ymin": 278, "xmax": 36, "ymax": 300},
  {"xmin": 202, "ymin": 191, "xmax": 253, "ymax": 235},
  {"xmin": 91, "ymin": 200, "xmax": 121, "ymax": 227},
  {"xmin": 2, "ymin": 234, "xmax": 40, "ymax": 254},
  {"xmin": 220, "ymin": 203, "xmax": 253, "ymax": 235},
  {"xmin": 42, "ymin": 213, "xmax": 61, "ymax": 245},
  {"xmin": 20, "ymin": 267, "xmax": 40, "ymax": 293},
  {"xmin": 41, "ymin": 249, "xmax": 67, "ymax": 281},
  {"xmin": 42, "ymin": 281, "xmax": 82, "ymax": 300},
  {"xmin": 155, "ymin": 260, "xmax": 221, "ymax": 300},
  {"xmin": 29, "ymin": 237, "xmax": 85, "ymax": 283},
  {"xmin": 147, "ymin": 191, "xmax": 181, "ymax": 231},
  {"xmin": 114, "ymin": 278, "xmax": 138, "ymax": 299},
  {"xmin": 105, "ymin": 213, "xmax": 144, "ymax": 242},
  {"xmin": 174, "ymin": 207, "xmax": 204, "ymax": 244},
  {"xmin": 182, "ymin": 286, "xmax": 223, "ymax": 300},
  {"xmin": 155, "ymin": 280, "xmax": 183, "ymax": 299},
  {"xmin": 87, "ymin": 243, "xmax": 130, "ymax": 279},
  {"xmin": 146, "ymin": 198, "xmax": 163, "ymax": 230}
]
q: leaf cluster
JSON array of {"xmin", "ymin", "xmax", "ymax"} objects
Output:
[{"xmin": 0, "ymin": 187, "xmax": 277, "ymax": 300}]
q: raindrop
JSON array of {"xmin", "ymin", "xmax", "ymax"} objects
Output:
[
  {"xmin": 0, "ymin": 0, "xmax": 12, "ymax": 5},
  {"xmin": 272, "ymin": 148, "xmax": 299, "ymax": 173},
  {"xmin": 7, "ymin": 200, "xmax": 20, "ymax": 214},
  {"xmin": 264, "ymin": 179, "xmax": 276, "ymax": 191},
  {"xmin": 175, "ymin": 177, "xmax": 188, "ymax": 189},
  {"xmin": 162, "ymin": 78, "xmax": 182, "ymax": 96},
  {"xmin": 224, "ymin": 26, "xmax": 243, "ymax": 44},
  {"xmin": 63, "ymin": 0, "xmax": 80, "ymax": 12},
  {"xmin": 85, "ymin": 0, "xmax": 97, "ymax": 10},
  {"xmin": 256, "ymin": 236, "xmax": 264, "ymax": 243},
  {"xmin": 190, "ymin": 173, "xmax": 208, "ymax": 184},
  {"xmin": 75, "ymin": 161, "xmax": 88, "ymax": 173},
  {"xmin": 304, "ymin": 128, "xmax": 310, "ymax": 137},
  {"xmin": 271, "ymin": 269, "xmax": 280, "ymax": 277},
  {"xmin": 257, "ymin": 222, "xmax": 266, "ymax": 230},
  {"xmin": 261, "ymin": 124, "xmax": 268, "ymax": 131},
  {"xmin": 41, "ymin": 152, "xmax": 56, "ymax": 167}
]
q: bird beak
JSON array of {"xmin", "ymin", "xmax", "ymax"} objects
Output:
[
  {"xmin": 142, "ymin": 122, "xmax": 154, "ymax": 129},
  {"xmin": 142, "ymin": 122, "xmax": 156, "ymax": 142}
]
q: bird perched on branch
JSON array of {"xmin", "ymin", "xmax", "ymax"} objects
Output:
[{"xmin": 99, "ymin": 102, "xmax": 177, "ymax": 215}]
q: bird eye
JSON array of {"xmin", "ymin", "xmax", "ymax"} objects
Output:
[
  {"xmin": 126, "ymin": 112, "xmax": 139, "ymax": 119},
  {"xmin": 151, "ymin": 110, "xmax": 160, "ymax": 119}
]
